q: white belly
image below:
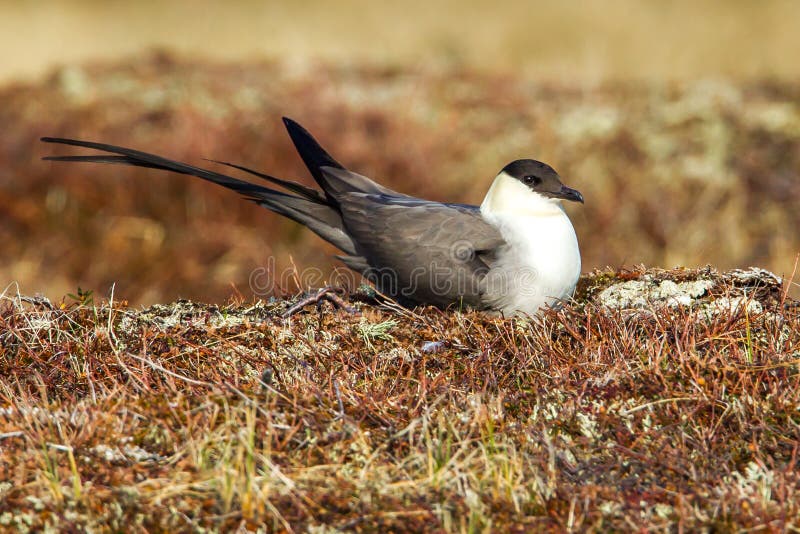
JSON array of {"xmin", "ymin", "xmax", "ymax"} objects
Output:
[{"xmin": 481, "ymin": 211, "xmax": 581, "ymax": 316}]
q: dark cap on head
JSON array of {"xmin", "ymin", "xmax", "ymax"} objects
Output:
[{"xmin": 502, "ymin": 159, "xmax": 584, "ymax": 203}]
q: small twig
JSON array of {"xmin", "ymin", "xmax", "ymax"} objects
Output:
[
  {"xmin": 613, "ymin": 443, "xmax": 692, "ymax": 478},
  {"xmin": 19, "ymin": 295, "xmax": 56, "ymax": 310},
  {"xmin": 618, "ymin": 396, "xmax": 724, "ymax": 416},
  {"xmin": 333, "ymin": 379, "xmax": 345, "ymax": 420},
  {"xmin": 282, "ymin": 287, "xmax": 359, "ymax": 318},
  {"xmin": 125, "ymin": 352, "xmax": 212, "ymax": 387},
  {"xmin": 781, "ymin": 252, "xmax": 800, "ymax": 306},
  {"xmin": 221, "ymin": 383, "xmax": 272, "ymax": 419}
]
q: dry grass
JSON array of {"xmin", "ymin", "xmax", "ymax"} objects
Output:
[
  {"xmin": 1, "ymin": 54, "xmax": 799, "ymax": 306},
  {"xmin": 1, "ymin": 267, "xmax": 799, "ymax": 531}
]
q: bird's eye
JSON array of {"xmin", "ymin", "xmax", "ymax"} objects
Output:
[{"xmin": 523, "ymin": 175, "xmax": 541, "ymax": 186}]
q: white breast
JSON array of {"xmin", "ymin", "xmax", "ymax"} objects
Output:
[{"xmin": 479, "ymin": 172, "xmax": 581, "ymax": 315}]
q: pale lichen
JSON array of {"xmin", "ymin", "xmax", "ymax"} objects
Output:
[{"xmin": 598, "ymin": 277, "xmax": 715, "ymax": 309}]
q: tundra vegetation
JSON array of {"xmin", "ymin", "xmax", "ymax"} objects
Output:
[
  {"xmin": 1, "ymin": 266, "xmax": 799, "ymax": 531},
  {"xmin": 1, "ymin": 55, "xmax": 799, "ymax": 531}
]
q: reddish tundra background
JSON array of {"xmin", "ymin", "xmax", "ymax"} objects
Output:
[{"xmin": 1, "ymin": 0, "xmax": 799, "ymax": 304}]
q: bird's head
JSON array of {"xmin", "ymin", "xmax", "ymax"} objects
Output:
[{"xmin": 481, "ymin": 159, "xmax": 583, "ymax": 216}]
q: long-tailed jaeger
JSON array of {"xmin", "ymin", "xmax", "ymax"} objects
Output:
[{"xmin": 42, "ymin": 118, "xmax": 583, "ymax": 315}]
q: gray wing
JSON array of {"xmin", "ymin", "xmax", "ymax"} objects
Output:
[{"xmin": 336, "ymin": 192, "xmax": 506, "ymax": 308}]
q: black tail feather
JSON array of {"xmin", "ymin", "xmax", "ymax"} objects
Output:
[
  {"xmin": 204, "ymin": 158, "xmax": 326, "ymax": 203},
  {"xmin": 282, "ymin": 117, "xmax": 346, "ymax": 201},
  {"xmin": 41, "ymin": 136, "xmax": 358, "ymax": 255},
  {"xmin": 41, "ymin": 137, "xmax": 275, "ymax": 199}
]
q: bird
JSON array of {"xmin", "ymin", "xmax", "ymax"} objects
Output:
[{"xmin": 42, "ymin": 117, "xmax": 583, "ymax": 316}]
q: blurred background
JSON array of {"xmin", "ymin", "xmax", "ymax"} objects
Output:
[{"xmin": 1, "ymin": 0, "xmax": 799, "ymax": 305}]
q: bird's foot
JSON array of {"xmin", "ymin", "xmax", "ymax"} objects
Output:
[{"xmin": 281, "ymin": 287, "xmax": 360, "ymax": 318}]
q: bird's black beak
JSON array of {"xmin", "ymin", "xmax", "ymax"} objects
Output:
[{"xmin": 557, "ymin": 185, "xmax": 584, "ymax": 204}]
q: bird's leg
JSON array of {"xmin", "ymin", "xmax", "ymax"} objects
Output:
[{"xmin": 282, "ymin": 287, "xmax": 360, "ymax": 318}]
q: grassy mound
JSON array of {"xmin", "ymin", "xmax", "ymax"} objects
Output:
[{"xmin": 1, "ymin": 267, "xmax": 798, "ymax": 531}]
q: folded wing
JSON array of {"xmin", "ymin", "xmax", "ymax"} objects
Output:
[{"xmin": 333, "ymin": 190, "xmax": 505, "ymax": 308}]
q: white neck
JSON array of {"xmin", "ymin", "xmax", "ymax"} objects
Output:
[
  {"xmin": 480, "ymin": 171, "xmax": 565, "ymax": 217},
  {"xmin": 477, "ymin": 171, "xmax": 581, "ymax": 315}
]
